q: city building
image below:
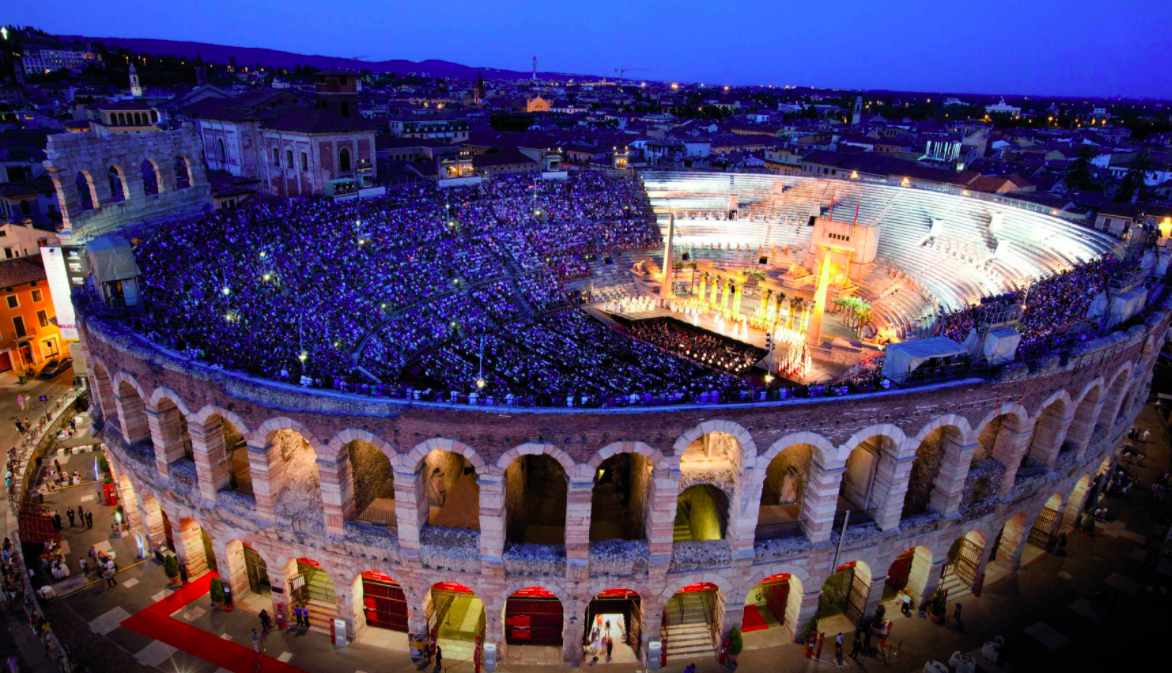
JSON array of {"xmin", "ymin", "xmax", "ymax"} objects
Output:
[{"xmin": 0, "ymin": 256, "xmax": 60, "ymax": 374}]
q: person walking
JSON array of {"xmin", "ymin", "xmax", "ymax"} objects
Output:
[
  {"xmin": 953, "ymin": 602, "xmax": 963, "ymax": 626},
  {"xmin": 835, "ymin": 632, "xmax": 844, "ymax": 662},
  {"xmin": 606, "ymin": 635, "xmax": 613, "ymax": 662},
  {"xmin": 103, "ymin": 566, "xmax": 116, "ymax": 587},
  {"xmin": 14, "ymin": 420, "xmax": 24, "ymax": 435},
  {"xmin": 251, "ymin": 629, "xmax": 260, "ymax": 654},
  {"xmin": 259, "ymin": 609, "xmax": 271, "ymax": 632},
  {"xmin": 85, "ymin": 510, "xmax": 93, "ymax": 529},
  {"xmin": 433, "ymin": 645, "xmax": 442, "ymax": 673},
  {"xmin": 52, "ymin": 511, "xmax": 62, "ymax": 531},
  {"xmin": 67, "ymin": 508, "xmax": 76, "ymax": 527},
  {"xmin": 850, "ymin": 632, "xmax": 862, "ymax": 660}
]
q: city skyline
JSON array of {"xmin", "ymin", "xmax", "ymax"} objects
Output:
[{"xmin": 6, "ymin": 0, "xmax": 1172, "ymax": 99}]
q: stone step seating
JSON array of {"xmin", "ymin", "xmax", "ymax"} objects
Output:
[
  {"xmin": 664, "ymin": 595, "xmax": 715, "ymax": 660},
  {"xmin": 303, "ymin": 597, "xmax": 338, "ymax": 635}
]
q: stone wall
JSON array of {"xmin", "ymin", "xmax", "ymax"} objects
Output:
[{"xmin": 42, "ymin": 126, "xmax": 213, "ymax": 241}]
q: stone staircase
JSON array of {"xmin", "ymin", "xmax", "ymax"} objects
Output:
[
  {"xmin": 673, "ymin": 502, "xmax": 692, "ymax": 542},
  {"xmin": 302, "ymin": 569, "xmax": 338, "ymax": 635},
  {"xmin": 664, "ymin": 594, "xmax": 715, "ymax": 661}
]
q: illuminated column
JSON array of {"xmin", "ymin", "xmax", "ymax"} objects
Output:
[
  {"xmin": 710, "ymin": 275, "xmax": 721, "ymax": 305},
  {"xmin": 807, "ymin": 252, "xmax": 831, "ymax": 346},
  {"xmin": 765, "ymin": 291, "xmax": 776, "ymax": 323},
  {"xmin": 661, "ymin": 213, "xmax": 676, "ymax": 299},
  {"xmin": 697, "ymin": 274, "xmax": 707, "ymax": 300},
  {"xmin": 732, "ymin": 281, "xmax": 743, "ymax": 315},
  {"xmin": 721, "ymin": 279, "xmax": 731, "ymax": 312}
]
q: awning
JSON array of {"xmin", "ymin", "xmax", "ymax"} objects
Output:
[
  {"xmin": 86, "ymin": 235, "xmax": 141, "ymax": 284},
  {"xmin": 882, "ymin": 336, "xmax": 966, "ymax": 381}
]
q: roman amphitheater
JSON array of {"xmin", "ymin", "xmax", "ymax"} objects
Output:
[{"xmin": 80, "ymin": 170, "xmax": 1169, "ymax": 667}]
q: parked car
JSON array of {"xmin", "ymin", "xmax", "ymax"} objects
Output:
[{"xmin": 38, "ymin": 357, "xmax": 73, "ymax": 379}]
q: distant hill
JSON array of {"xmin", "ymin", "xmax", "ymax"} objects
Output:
[{"xmin": 60, "ymin": 35, "xmax": 588, "ymax": 81}]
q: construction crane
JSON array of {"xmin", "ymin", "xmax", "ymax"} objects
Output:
[
  {"xmin": 614, "ymin": 67, "xmax": 647, "ymax": 81},
  {"xmin": 352, "ymin": 54, "xmax": 370, "ymax": 61}
]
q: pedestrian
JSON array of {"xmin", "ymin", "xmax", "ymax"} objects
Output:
[
  {"xmin": 863, "ymin": 624, "xmax": 872, "ymax": 653},
  {"xmin": 85, "ymin": 511, "xmax": 93, "ymax": 529},
  {"xmin": 77, "ymin": 505, "xmax": 85, "ymax": 523},
  {"xmin": 606, "ymin": 635, "xmax": 613, "ymax": 662},
  {"xmin": 14, "ymin": 420, "xmax": 23, "ymax": 435},
  {"xmin": 835, "ymin": 632, "xmax": 844, "ymax": 662},
  {"xmin": 103, "ymin": 567, "xmax": 116, "ymax": 587},
  {"xmin": 850, "ymin": 632, "xmax": 862, "ymax": 659},
  {"xmin": 16, "ymin": 394, "xmax": 24, "ymax": 411},
  {"xmin": 953, "ymin": 602, "xmax": 963, "ymax": 625},
  {"xmin": 251, "ymin": 629, "xmax": 260, "ymax": 654},
  {"xmin": 79, "ymin": 558, "xmax": 88, "ymax": 577},
  {"xmin": 52, "ymin": 511, "xmax": 62, "ymax": 531},
  {"xmin": 901, "ymin": 591, "xmax": 913, "ymax": 616},
  {"xmin": 259, "ymin": 609, "xmax": 270, "ymax": 632},
  {"xmin": 433, "ymin": 645, "xmax": 442, "ymax": 673},
  {"xmin": 67, "ymin": 508, "xmax": 75, "ymax": 527}
]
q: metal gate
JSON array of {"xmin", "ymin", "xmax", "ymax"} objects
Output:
[
  {"xmin": 762, "ymin": 579, "xmax": 789, "ymax": 626},
  {"xmin": 362, "ymin": 572, "xmax": 408, "ymax": 632},
  {"xmin": 1028, "ymin": 507, "xmax": 1062, "ymax": 549},
  {"xmin": 844, "ymin": 570, "xmax": 869, "ymax": 627},
  {"xmin": 947, "ymin": 537, "xmax": 982, "ymax": 587},
  {"xmin": 243, "ymin": 544, "xmax": 270, "ymax": 595}
]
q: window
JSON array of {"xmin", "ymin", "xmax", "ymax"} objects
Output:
[
  {"xmin": 6, "ymin": 295, "xmax": 18, "ymax": 309},
  {"xmin": 37, "ymin": 310, "xmax": 48, "ymax": 328},
  {"xmin": 286, "ymin": 149, "xmax": 294, "ymax": 168},
  {"xmin": 12, "ymin": 316, "xmax": 25, "ymax": 338},
  {"xmin": 175, "ymin": 156, "xmax": 192, "ymax": 189},
  {"xmin": 107, "ymin": 166, "xmax": 127, "ymax": 203},
  {"xmin": 341, "ymin": 101, "xmax": 350, "ymax": 118},
  {"xmin": 300, "ymin": 152, "xmax": 308, "ymax": 171},
  {"xmin": 339, "ymin": 147, "xmax": 352, "ymax": 173},
  {"xmin": 31, "ymin": 289, "xmax": 42, "ymax": 303},
  {"xmin": 19, "ymin": 201, "xmax": 31, "ymax": 216},
  {"xmin": 141, "ymin": 159, "xmax": 160, "ymax": 196},
  {"xmin": 273, "ymin": 147, "xmax": 281, "ymax": 167},
  {"xmin": 217, "ymin": 138, "xmax": 226, "ymax": 164},
  {"xmin": 76, "ymin": 172, "xmax": 96, "ymax": 211}
]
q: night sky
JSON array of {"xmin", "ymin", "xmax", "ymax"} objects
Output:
[{"xmin": 7, "ymin": 0, "xmax": 1170, "ymax": 98}]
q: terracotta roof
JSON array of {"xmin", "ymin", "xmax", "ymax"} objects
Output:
[
  {"xmin": 260, "ymin": 107, "xmax": 374, "ymax": 134},
  {"xmin": 0, "ymin": 256, "xmax": 47, "ymax": 288}
]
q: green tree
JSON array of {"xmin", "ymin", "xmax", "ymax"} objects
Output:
[
  {"xmin": 1115, "ymin": 150, "xmax": 1150, "ymax": 203},
  {"xmin": 1065, "ymin": 146, "xmax": 1099, "ymax": 191}
]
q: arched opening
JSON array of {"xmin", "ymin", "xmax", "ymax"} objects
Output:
[
  {"xmin": 285, "ymin": 149, "xmax": 294, "ymax": 169},
  {"xmin": 174, "ymin": 155, "xmax": 192, "ymax": 189},
  {"xmin": 903, "ymin": 427, "xmax": 960, "ymax": 518},
  {"xmin": 425, "ymin": 582, "xmax": 485, "ymax": 663},
  {"xmin": 896, "ymin": 546, "xmax": 935, "ymax": 605},
  {"xmin": 272, "ymin": 147, "xmax": 280, "ymax": 167},
  {"xmin": 141, "ymin": 495, "xmax": 173, "ymax": 551},
  {"xmin": 422, "ymin": 449, "xmax": 479, "ymax": 530},
  {"xmin": 674, "ymin": 484, "xmax": 728, "ymax": 541},
  {"xmin": 943, "ymin": 530, "xmax": 986, "ymax": 591},
  {"xmin": 584, "ymin": 589, "xmax": 642, "ymax": 664},
  {"xmin": 339, "ymin": 146, "xmax": 352, "ymax": 173},
  {"xmin": 115, "ymin": 380, "xmax": 150, "ymax": 446},
  {"xmin": 757, "ymin": 444, "xmax": 812, "ymax": 540},
  {"xmin": 177, "ymin": 518, "xmax": 216, "ymax": 580},
  {"xmin": 838, "ymin": 436, "xmax": 897, "ymax": 525},
  {"xmin": 1068, "ymin": 385, "xmax": 1103, "ymax": 452},
  {"xmin": 287, "ymin": 558, "xmax": 335, "ymax": 633},
  {"xmin": 1064, "ymin": 474, "xmax": 1093, "ymax": 528},
  {"xmin": 300, "ymin": 151, "xmax": 308, "ymax": 171},
  {"xmin": 1029, "ymin": 399, "xmax": 1069, "ymax": 464},
  {"xmin": 817, "ymin": 561, "xmax": 872, "ymax": 628},
  {"xmin": 91, "ymin": 364, "xmax": 117, "ymax": 428},
  {"xmin": 222, "ymin": 540, "xmax": 271, "ymax": 610},
  {"xmin": 662, "ymin": 582, "xmax": 722, "ymax": 662},
  {"xmin": 590, "ymin": 452, "xmax": 653, "ymax": 543},
  {"xmin": 107, "ymin": 166, "xmax": 127, "ymax": 203},
  {"xmin": 262, "ymin": 429, "xmax": 323, "ymax": 525},
  {"xmin": 352, "ymin": 571, "xmax": 408, "ymax": 642},
  {"xmin": 1119, "ymin": 384, "xmax": 1138, "ymax": 424},
  {"xmin": 154, "ymin": 398, "xmax": 194, "ymax": 476},
  {"xmin": 201, "ymin": 416, "xmax": 250, "ymax": 496},
  {"xmin": 504, "ymin": 587, "xmax": 563, "ymax": 652},
  {"xmin": 140, "ymin": 159, "xmax": 160, "ymax": 196},
  {"xmin": 968, "ymin": 413, "xmax": 1027, "ymax": 504},
  {"xmin": 75, "ymin": 171, "xmax": 97, "ymax": 211},
  {"xmin": 741, "ymin": 573, "xmax": 803, "ymax": 642},
  {"xmin": 1099, "ymin": 371, "xmax": 1129, "ymax": 434},
  {"xmin": 505, "ymin": 454, "xmax": 567, "ymax": 545},
  {"xmin": 1023, "ymin": 494, "xmax": 1065, "ymax": 565},
  {"xmin": 348, "ymin": 440, "xmax": 395, "ymax": 527},
  {"xmin": 217, "ymin": 138, "xmax": 227, "ymax": 163},
  {"xmin": 681, "ymin": 431, "xmax": 742, "ymax": 468}
]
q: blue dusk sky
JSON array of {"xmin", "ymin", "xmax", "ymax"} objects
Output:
[{"xmin": 6, "ymin": 0, "xmax": 1170, "ymax": 98}]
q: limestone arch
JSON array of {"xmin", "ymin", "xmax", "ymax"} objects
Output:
[
  {"xmin": 332, "ymin": 430, "xmax": 397, "ymax": 526},
  {"xmin": 910, "ymin": 414, "xmax": 973, "ymax": 454},
  {"xmin": 113, "ymin": 371, "xmax": 151, "ymax": 445},
  {"xmin": 589, "ymin": 440, "xmax": 668, "ymax": 472},
  {"xmin": 141, "ymin": 158, "xmax": 162, "ymax": 196},
  {"xmin": 147, "ymin": 386, "xmax": 193, "ymax": 418},
  {"xmin": 501, "ymin": 444, "xmax": 571, "ymax": 545},
  {"xmin": 248, "ymin": 416, "xmax": 327, "ymax": 456},
  {"xmin": 190, "ymin": 404, "xmax": 251, "ymax": 438},
  {"xmin": 495, "ymin": 442, "xmax": 577, "ymax": 476},
  {"xmin": 834, "ymin": 423, "xmax": 907, "ymax": 467},
  {"xmin": 1028, "ymin": 390, "xmax": 1074, "ymax": 464},
  {"xmin": 659, "ymin": 573, "xmax": 735, "ymax": 603},
  {"xmin": 673, "ymin": 419, "xmax": 758, "ymax": 463},
  {"xmin": 107, "ymin": 164, "xmax": 128, "ymax": 202},
  {"xmin": 400, "ymin": 437, "xmax": 487, "ymax": 474},
  {"xmin": 902, "ymin": 420, "xmax": 967, "ymax": 518},
  {"xmin": 590, "ymin": 442, "xmax": 659, "ymax": 544},
  {"xmin": 75, "ymin": 170, "xmax": 98, "ymax": 210},
  {"xmin": 326, "ymin": 429, "xmax": 396, "ymax": 464}
]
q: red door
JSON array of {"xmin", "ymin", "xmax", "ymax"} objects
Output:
[{"xmin": 0, "ymin": 351, "xmax": 10, "ymax": 372}]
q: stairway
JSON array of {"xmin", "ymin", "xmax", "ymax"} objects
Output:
[
  {"xmin": 673, "ymin": 502, "xmax": 692, "ymax": 542},
  {"xmin": 302, "ymin": 569, "xmax": 338, "ymax": 635},
  {"xmin": 664, "ymin": 594, "xmax": 715, "ymax": 660}
]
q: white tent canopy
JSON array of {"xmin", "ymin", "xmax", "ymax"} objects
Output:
[{"xmin": 882, "ymin": 337, "xmax": 966, "ymax": 382}]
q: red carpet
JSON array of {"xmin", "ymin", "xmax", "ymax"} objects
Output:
[
  {"xmin": 741, "ymin": 604, "xmax": 768, "ymax": 632},
  {"xmin": 120, "ymin": 573, "xmax": 307, "ymax": 673}
]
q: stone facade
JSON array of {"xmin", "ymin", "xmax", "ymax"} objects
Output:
[
  {"xmin": 42, "ymin": 126, "xmax": 212, "ymax": 241},
  {"xmin": 84, "ymin": 300, "xmax": 1169, "ymax": 666}
]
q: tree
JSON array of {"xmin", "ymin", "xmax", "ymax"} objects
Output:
[
  {"xmin": 163, "ymin": 554, "xmax": 181, "ymax": 582},
  {"xmin": 1064, "ymin": 146, "xmax": 1099, "ymax": 192},
  {"xmin": 489, "ymin": 112, "xmax": 532, "ymax": 132},
  {"xmin": 1115, "ymin": 150, "xmax": 1150, "ymax": 203}
]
